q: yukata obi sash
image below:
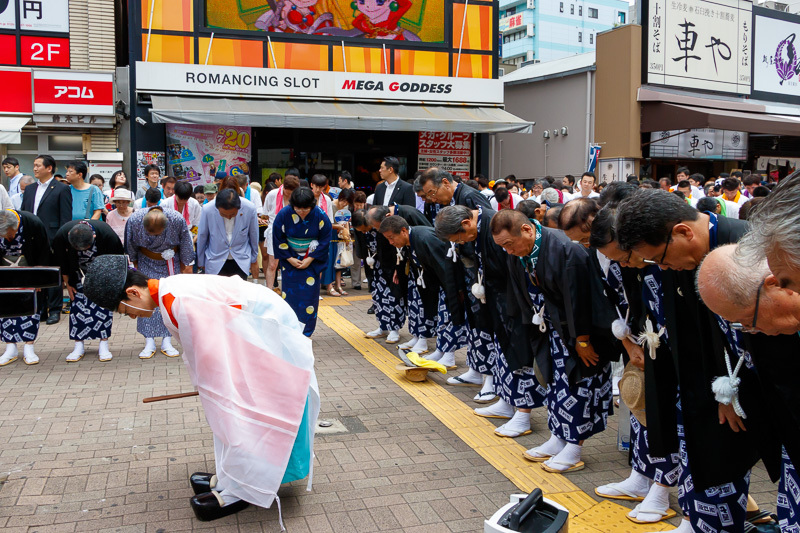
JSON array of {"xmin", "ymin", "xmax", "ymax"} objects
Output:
[{"xmin": 160, "ymin": 276, "xmax": 318, "ymax": 509}]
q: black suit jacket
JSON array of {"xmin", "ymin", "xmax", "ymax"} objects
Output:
[
  {"xmin": 52, "ymin": 220, "xmax": 125, "ymax": 287},
  {"xmin": 21, "ymin": 179, "xmax": 72, "ymax": 242},
  {"xmin": 1, "ymin": 211, "xmax": 50, "ymax": 267},
  {"xmin": 373, "ymin": 179, "xmax": 415, "ymax": 207}
]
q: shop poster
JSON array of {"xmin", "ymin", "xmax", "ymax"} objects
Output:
[
  {"xmin": 136, "ymin": 151, "xmax": 166, "ymax": 189},
  {"xmin": 417, "ymin": 132, "xmax": 471, "ymax": 179},
  {"xmin": 166, "ymin": 124, "xmax": 252, "ymax": 185}
]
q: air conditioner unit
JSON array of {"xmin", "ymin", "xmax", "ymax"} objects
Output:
[
  {"xmin": 531, "ymin": 59, "xmax": 541, "ymax": 64},
  {"xmin": 527, "ymin": 0, "xmax": 535, "ymax": 8},
  {"xmin": 527, "ymin": 23, "xmax": 535, "ymax": 37}
]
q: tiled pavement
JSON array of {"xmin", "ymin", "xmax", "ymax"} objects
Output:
[{"xmin": 0, "ymin": 288, "xmax": 779, "ymax": 532}]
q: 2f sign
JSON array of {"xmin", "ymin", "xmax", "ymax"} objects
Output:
[{"xmin": 21, "ymin": 36, "xmax": 70, "ymax": 68}]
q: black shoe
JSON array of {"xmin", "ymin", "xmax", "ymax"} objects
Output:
[
  {"xmin": 367, "ymin": 304, "xmax": 375, "ymax": 315},
  {"xmin": 45, "ymin": 312, "xmax": 60, "ymax": 325},
  {"xmin": 352, "ymin": 285, "xmax": 362, "ymax": 291},
  {"xmin": 190, "ymin": 491, "xmax": 249, "ymax": 521},
  {"xmin": 189, "ymin": 472, "xmax": 215, "ymax": 495}
]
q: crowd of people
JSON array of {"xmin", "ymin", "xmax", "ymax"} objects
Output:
[{"xmin": 2, "ymin": 151, "xmax": 798, "ymax": 532}]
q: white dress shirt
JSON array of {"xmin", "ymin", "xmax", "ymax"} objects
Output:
[
  {"xmin": 7, "ymin": 173, "xmax": 22, "ymax": 196},
  {"xmin": 33, "ymin": 177, "xmax": 54, "ymax": 214},
  {"xmin": 224, "ymin": 215, "xmax": 235, "ymax": 259},
  {"xmin": 0, "ymin": 184, "xmax": 11, "ymax": 210},
  {"xmin": 382, "ymin": 179, "xmax": 398, "ymax": 206}
]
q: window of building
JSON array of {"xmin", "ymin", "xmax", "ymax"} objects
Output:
[
  {"xmin": 559, "ymin": 2, "xmax": 564, "ymax": 12},
  {"xmin": 589, "ymin": 34, "xmax": 593, "ymax": 44},
  {"xmin": 507, "ymin": 6, "xmax": 516, "ymax": 15},
  {"xmin": 578, "ymin": 32, "xmax": 582, "ymax": 42},
  {"xmin": 589, "ymin": 7, "xmax": 598, "ymax": 18},
  {"xmin": 618, "ymin": 11, "xmax": 626, "ymax": 24},
  {"xmin": 6, "ymin": 134, "xmax": 85, "ymax": 177},
  {"xmin": 579, "ymin": 5, "xmax": 582, "ymax": 15},
  {"xmin": 570, "ymin": 4, "xmax": 574, "ymax": 14}
]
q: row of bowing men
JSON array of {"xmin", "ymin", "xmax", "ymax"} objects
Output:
[{"xmin": 350, "ymin": 167, "xmax": 800, "ymax": 533}]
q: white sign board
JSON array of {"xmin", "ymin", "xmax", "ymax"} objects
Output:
[
  {"xmin": 752, "ymin": 10, "xmax": 800, "ymax": 103},
  {"xmin": 649, "ymin": 128, "xmax": 748, "ymax": 160},
  {"xmin": 646, "ymin": 0, "xmax": 752, "ymax": 94},
  {"xmin": 136, "ymin": 62, "xmax": 505, "ymax": 106},
  {"xmin": 0, "ymin": 0, "xmax": 15, "ymax": 29},
  {"xmin": 19, "ymin": 0, "xmax": 69, "ymax": 33}
]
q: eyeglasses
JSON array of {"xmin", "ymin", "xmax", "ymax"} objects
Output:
[
  {"xmin": 643, "ymin": 232, "xmax": 673, "ymax": 265},
  {"xmin": 424, "ymin": 186, "xmax": 440, "ymax": 200},
  {"xmin": 731, "ymin": 280, "xmax": 764, "ymax": 333}
]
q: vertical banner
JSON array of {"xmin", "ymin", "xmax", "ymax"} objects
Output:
[
  {"xmin": 166, "ymin": 124, "xmax": 252, "ymax": 185},
  {"xmin": 417, "ymin": 132, "xmax": 472, "ymax": 179},
  {"xmin": 588, "ymin": 145, "xmax": 601, "ymax": 173},
  {"xmin": 136, "ymin": 151, "xmax": 166, "ymax": 189}
]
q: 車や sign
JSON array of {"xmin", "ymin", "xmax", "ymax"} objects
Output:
[
  {"xmin": 645, "ymin": 0, "xmax": 752, "ymax": 95},
  {"xmin": 418, "ymin": 132, "xmax": 472, "ymax": 179}
]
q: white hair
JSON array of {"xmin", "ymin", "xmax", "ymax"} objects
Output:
[
  {"xmin": 0, "ymin": 210, "xmax": 20, "ymax": 235},
  {"xmin": 737, "ymin": 170, "xmax": 800, "ymax": 268},
  {"xmin": 696, "ymin": 243, "xmax": 771, "ymax": 309}
]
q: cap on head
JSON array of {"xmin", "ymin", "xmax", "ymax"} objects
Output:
[
  {"xmin": 83, "ymin": 255, "xmax": 129, "ymax": 310},
  {"xmin": 204, "ymin": 183, "xmax": 218, "ymax": 193}
]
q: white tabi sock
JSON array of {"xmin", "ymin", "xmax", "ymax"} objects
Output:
[
  {"xmin": 425, "ymin": 349, "xmax": 443, "ymax": 362},
  {"xmin": 98, "ymin": 340, "xmax": 111, "ymax": 356},
  {"xmin": 665, "ymin": 519, "xmax": 693, "ymax": 533},
  {"xmin": 438, "ymin": 352, "xmax": 456, "ymax": 367},
  {"xmin": 410, "ymin": 337, "xmax": 429, "ymax": 354},
  {"xmin": 495, "ymin": 410, "xmax": 531, "ymax": 437},
  {"xmin": 528, "ymin": 433, "xmax": 567, "ymax": 458},
  {"xmin": 23, "ymin": 343, "xmax": 39, "ymax": 364},
  {"xmin": 71, "ymin": 341, "xmax": 85, "ymax": 355},
  {"xmin": 632, "ymin": 483, "xmax": 672, "ymax": 523},
  {"xmin": 144, "ymin": 338, "xmax": 156, "ymax": 350},
  {"xmin": 161, "ymin": 337, "xmax": 179, "ymax": 356},
  {"xmin": 399, "ymin": 336, "xmax": 419, "ymax": 350},
  {"xmin": 1, "ymin": 343, "xmax": 18, "ymax": 362},
  {"xmin": 599, "ymin": 469, "xmax": 651, "ymax": 500},
  {"xmin": 480, "ymin": 374, "xmax": 495, "ymax": 395},
  {"xmin": 458, "ymin": 368, "xmax": 483, "ymax": 383},
  {"xmin": 543, "ymin": 443, "xmax": 582, "ymax": 472},
  {"xmin": 475, "ymin": 398, "xmax": 515, "ymax": 418}
]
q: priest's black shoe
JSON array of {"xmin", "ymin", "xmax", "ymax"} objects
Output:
[
  {"xmin": 189, "ymin": 472, "xmax": 215, "ymax": 495},
  {"xmin": 367, "ymin": 304, "xmax": 375, "ymax": 315},
  {"xmin": 45, "ymin": 312, "xmax": 60, "ymax": 325},
  {"xmin": 190, "ymin": 491, "xmax": 249, "ymax": 521}
]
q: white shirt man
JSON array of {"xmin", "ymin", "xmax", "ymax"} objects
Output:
[
  {"xmin": 160, "ymin": 195, "xmax": 202, "ymax": 232},
  {"xmin": 382, "ymin": 179, "xmax": 398, "ymax": 206},
  {"xmin": 3, "ymin": 159, "xmax": 22, "ymax": 197},
  {"xmin": 33, "ymin": 176, "xmax": 54, "ymax": 214}
]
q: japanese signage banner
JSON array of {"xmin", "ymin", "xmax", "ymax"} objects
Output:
[
  {"xmin": 166, "ymin": 124, "xmax": 252, "ymax": 185},
  {"xmin": 12, "ymin": 0, "xmax": 70, "ymax": 33},
  {"xmin": 500, "ymin": 14, "xmax": 524, "ymax": 33},
  {"xmin": 752, "ymin": 8, "xmax": 800, "ymax": 104},
  {"xmin": 136, "ymin": 62, "xmax": 504, "ymax": 105},
  {"xmin": 649, "ymin": 128, "xmax": 748, "ymax": 160},
  {"xmin": 417, "ymin": 132, "xmax": 472, "ymax": 179},
  {"xmin": 0, "ymin": 0, "xmax": 15, "ymax": 29},
  {"xmin": 33, "ymin": 71, "xmax": 114, "ymax": 115},
  {"xmin": 645, "ymin": 0, "xmax": 752, "ymax": 94}
]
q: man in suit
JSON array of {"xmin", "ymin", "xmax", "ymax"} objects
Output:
[
  {"xmin": 196, "ymin": 188, "xmax": 259, "ymax": 280},
  {"xmin": 372, "ymin": 156, "xmax": 415, "ymax": 207},
  {"xmin": 21, "ymin": 154, "xmax": 72, "ymax": 324},
  {"xmin": 418, "ymin": 168, "xmax": 492, "ymax": 210}
]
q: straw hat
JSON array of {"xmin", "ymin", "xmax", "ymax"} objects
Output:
[
  {"xmin": 619, "ymin": 362, "xmax": 646, "ymax": 426},
  {"xmin": 395, "ymin": 364, "xmax": 429, "ymax": 382}
]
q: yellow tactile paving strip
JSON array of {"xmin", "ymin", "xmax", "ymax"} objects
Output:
[{"xmin": 319, "ymin": 306, "xmax": 675, "ymax": 532}]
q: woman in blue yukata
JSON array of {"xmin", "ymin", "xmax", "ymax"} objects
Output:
[{"xmin": 272, "ymin": 187, "xmax": 332, "ymax": 336}]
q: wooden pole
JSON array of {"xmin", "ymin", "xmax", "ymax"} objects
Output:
[{"xmin": 142, "ymin": 391, "xmax": 199, "ymax": 403}]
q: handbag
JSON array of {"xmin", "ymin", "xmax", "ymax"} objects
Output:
[{"xmin": 335, "ymin": 241, "xmax": 354, "ymax": 268}]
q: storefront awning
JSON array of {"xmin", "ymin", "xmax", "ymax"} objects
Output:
[
  {"xmin": 641, "ymin": 102, "xmax": 800, "ymax": 136},
  {"xmin": 149, "ymin": 96, "xmax": 534, "ymax": 134},
  {"xmin": 0, "ymin": 117, "xmax": 30, "ymax": 144}
]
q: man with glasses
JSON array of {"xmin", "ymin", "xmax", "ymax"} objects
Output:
[
  {"xmin": 418, "ymin": 168, "xmax": 492, "ymax": 211},
  {"xmin": 697, "ymin": 244, "xmax": 800, "ymax": 532},
  {"xmin": 616, "ymin": 189, "xmax": 774, "ymax": 533}
]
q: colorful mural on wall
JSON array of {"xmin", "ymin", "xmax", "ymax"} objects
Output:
[{"xmin": 205, "ymin": 0, "xmax": 446, "ymax": 43}]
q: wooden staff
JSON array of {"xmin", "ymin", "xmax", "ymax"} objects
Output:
[{"xmin": 142, "ymin": 391, "xmax": 199, "ymax": 403}]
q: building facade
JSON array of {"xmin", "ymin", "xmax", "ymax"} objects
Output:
[
  {"xmin": 0, "ymin": 0, "xmax": 122, "ymax": 187},
  {"xmin": 499, "ymin": 0, "xmax": 628, "ymax": 66}
]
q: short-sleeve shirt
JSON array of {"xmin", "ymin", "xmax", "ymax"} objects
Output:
[{"xmin": 70, "ymin": 185, "xmax": 105, "ymax": 220}]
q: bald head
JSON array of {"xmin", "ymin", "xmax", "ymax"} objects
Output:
[{"xmin": 697, "ymin": 244, "xmax": 768, "ymax": 319}]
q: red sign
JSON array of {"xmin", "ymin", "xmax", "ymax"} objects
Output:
[
  {"xmin": 20, "ymin": 36, "xmax": 70, "ymax": 68},
  {"xmin": 0, "ymin": 35, "xmax": 16, "ymax": 65},
  {"xmin": 33, "ymin": 71, "xmax": 114, "ymax": 115},
  {"xmin": 418, "ymin": 132, "xmax": 472, "ymax": 179},
  {"xmin": 508, "ymin": 14, "xmax": 524, "ymax": 29},
  {"xmin": 0, "ymin": 70, "xmax": 33, "ymax": 114}
]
